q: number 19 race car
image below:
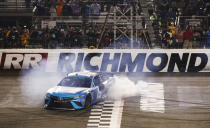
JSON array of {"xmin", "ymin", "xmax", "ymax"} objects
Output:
[{"xmin": 44, "ymin": 72, "xmax": 113, "ymax": 110}]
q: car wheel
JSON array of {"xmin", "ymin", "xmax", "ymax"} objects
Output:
[
  {"xmin": 44, "ymin": 100, "xmax": 52, "ymax": 109},
  {"xmin": 44, "ymin": 105, "xmax": 51, "ymax": 110},
  {"xmin": 85, "ymin": 95, "xmax": 91, "ymax": 108}
]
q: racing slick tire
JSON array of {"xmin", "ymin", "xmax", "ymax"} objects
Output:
[
  {"xmin": 44, "ymin": 100, "xmax": 53, "ymax": 110},
  {"xmin": 84, "ymin": 95, "xmax": 91, "ymax": 108}
]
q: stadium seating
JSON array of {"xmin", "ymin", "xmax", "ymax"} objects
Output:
[{"xmin": 0, "ymin": 0, "xmax": 209, "ymax": 49}]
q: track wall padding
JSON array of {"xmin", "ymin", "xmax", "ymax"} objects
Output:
[{"xmin": 0, "ymin": 49, "xmax": 209, "ymax": 73}]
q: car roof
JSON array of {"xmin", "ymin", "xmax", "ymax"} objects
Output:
[{"xmin": 67, "ymin": 72, "xmax": 98, "ymax": 78}]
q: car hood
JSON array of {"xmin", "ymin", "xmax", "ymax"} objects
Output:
[{"xmin": 47, "ymin": 86, "xmax": 89, "ymax": 96}]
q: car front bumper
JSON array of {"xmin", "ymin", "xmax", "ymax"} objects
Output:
[{"xmin": 44, "ymin": 95, "xmax": 86, "ymax": 110}]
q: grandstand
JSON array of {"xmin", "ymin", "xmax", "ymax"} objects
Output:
[{"xmin": 0, "ymin": 0, "xmax": 209, "ymax": 49}]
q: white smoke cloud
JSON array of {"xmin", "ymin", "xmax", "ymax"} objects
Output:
[
  {"xmin": 19, "ymin": 62, "xmax": 65, "ymax": 107},
  {"xmin": 19, "ymin": 72, "xmax": 151, "ymax": 107},
  {"xmin": 106, "ymin": 75, "xmax": 149, "ymax": 100},
  {"xmin": 18, "ymin": 57, "xmax": 162, "ymax": 108},
  {"xmin": 106, "ymin": 76, "xmax": 165, "ymax": 113}
]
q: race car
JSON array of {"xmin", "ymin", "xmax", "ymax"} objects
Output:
[{"xmin": 44, "ymin": 72, "xmax": 113, "ymax": 110}]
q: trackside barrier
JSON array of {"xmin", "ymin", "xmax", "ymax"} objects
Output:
[{"xmin": 0, "ymin": 49, "xmax": 209, "ymax": 73}]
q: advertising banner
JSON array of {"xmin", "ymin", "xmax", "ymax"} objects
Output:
[{"xmin": 0, "ymin": 49, "xmax": 209, "ymax": 73}]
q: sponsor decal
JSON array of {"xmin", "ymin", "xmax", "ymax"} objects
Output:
[{"xmin": 0, "ymin": 50, "xmax": 209, "ymax": 72}]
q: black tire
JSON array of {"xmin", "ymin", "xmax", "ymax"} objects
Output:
[
  {"xmin": 44, "ymin": 100, "xmax": 53, "ymax": 109},
  {"xmin": 84, "ymin": 95, "xmax": 91, "ymax": 108},
  {"xmin": 44, "ymin": 106, "xmax": 52, "ymax": 110}
]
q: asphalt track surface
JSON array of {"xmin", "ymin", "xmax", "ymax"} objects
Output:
[{"xmin": 0, "ymin": 74, "xmax": 210, "ymax": 128}]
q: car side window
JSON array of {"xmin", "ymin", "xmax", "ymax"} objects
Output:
[
  {"xmin": 93, "ymin": 76, "xmax": 100, "ymax": 86},
  {"xmin": 100, "ymin": 75, "xmax": 106, "ymax": 82},
  {"xmin": 100, "ymin": 73, "xmax": 112, "ymax": 82}
]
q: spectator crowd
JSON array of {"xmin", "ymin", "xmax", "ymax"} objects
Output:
[
  {"xmin": 0, "ymin": 25, "xmax": 151, "ymax": 49},
  {"xmin": 146, "ymin": 0, "xmax": 210, "ymax": 48},
  {"xmin": 0, "ymin": 0, "xmax": 210, "ymax": 49},
  {"xmin": 0, "ymin": 25, "xmax": 84, "ymax": 49},
  {"xmin": 0, "ymin": 24, "xmax": 209, "ymax": 49},
  {"xmin": 33, "ymin": 0, "xmax": 104, "ymax": 16},
  {"xmin": 32, "ymin": 0, "xmax": 144, "ymax": 17}
]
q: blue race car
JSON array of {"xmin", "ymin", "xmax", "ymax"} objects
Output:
[{"xmin": 44, "ymin": 72, "xmax": 113, "ymax": 110}]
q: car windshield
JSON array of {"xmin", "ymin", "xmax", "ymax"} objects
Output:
[{"xmin": 58, "ymin": 77, "xmax": 92, "ymax": 88}]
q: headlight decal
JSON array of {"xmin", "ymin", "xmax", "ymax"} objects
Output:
[{"xmin": 74, "ymin": 94, "xmax": 85, "ymax": 100}]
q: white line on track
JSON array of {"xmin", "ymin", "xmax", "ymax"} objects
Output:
[
  {"xmin": 109, "ymin": 99, "xmax": 124, "ymax": 128},
  {"xmin": 87, "ymin": 99, "xmax": 124, "ymax": 128},
  {"xmin": 140, "ymin": 83, "xmax": 165, "ymax": 113}
]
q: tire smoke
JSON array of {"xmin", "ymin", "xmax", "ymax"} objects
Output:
[
  {"xmin": 106, "ymin": 75, "xmax": 149, "ymax": 100},
  {"xmin": 19, "ymin": 60, "xmax": 65, "ymax": 107}
]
